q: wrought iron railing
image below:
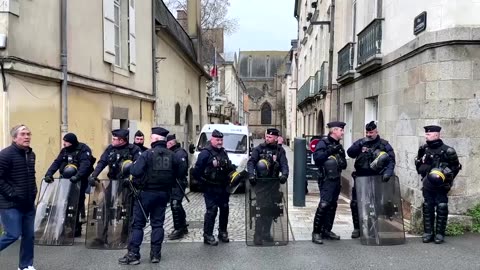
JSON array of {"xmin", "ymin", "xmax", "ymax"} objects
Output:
[
  {"xmin": 297, "ymin": 76, "xmax": 315, "ymax": 106},
  {"xmin": 357, "ymin": 18, "xmax": 383, "ymax": 66},
  {"xmin": 338, "ymin": 42, "xmax": 355, "ymax": 77}
]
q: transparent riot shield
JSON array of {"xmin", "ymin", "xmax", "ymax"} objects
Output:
[
  {"xmin": 34, "ymin": 178, "xmax": 81, "ymax": 246},
  {"xmin": 85, "ymin": 179, "xmax": 132, "ymax": 250},
  {"xmin": 245, "ymin": 178, "xmax": 289, "ymax": 246},
  {"xmin": 356, "ymin": 175, "xmax": 405, "ymax": 246}
]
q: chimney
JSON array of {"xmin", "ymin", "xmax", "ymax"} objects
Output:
[
  {"xmin": 177, "ymin": 10, "xmax": 188, "ymax": 32},
  {"xmin": 187, "ymin": 0, "xmax": 202, "ymax": 62}
]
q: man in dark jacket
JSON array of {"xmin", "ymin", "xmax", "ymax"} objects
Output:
[
  {"xmin": 44, "ymin": 133, "xmax": 95, "ymax": 237},
  {"xmin": 166, "ymin": 134, "xmax": 189, "ymax": 240},
  {"xmin": 0, "ymin": 124, "xmax": 37, "ymax": 270},
  {"xmin": 134, "ymin": 130, "xmax": 148, "ymax": 153}
]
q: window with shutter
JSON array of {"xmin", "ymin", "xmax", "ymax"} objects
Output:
[
  {"xmin": 128, "ymin": 0, "xmax": 136, "ymax": 73},
  {"xmin": 103, "ymin": 0, "xmax": 116, "ymax": 64}
]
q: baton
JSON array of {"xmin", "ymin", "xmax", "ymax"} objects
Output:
[
  {"xmin": 175, "ymin": 178, "xmax": 190, "ymax": 203},
  {"xmin": 127, "ymin": 179, "xmax": 149, "ymax": 223}
]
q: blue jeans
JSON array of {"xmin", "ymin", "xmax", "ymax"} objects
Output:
[
  {"xmin": 128, "ymin": 191, "xmax": 169, "ymax": 256},
  {"xmin": 0, "ymin": 208, "xmax": 36, "ymax": 269}
]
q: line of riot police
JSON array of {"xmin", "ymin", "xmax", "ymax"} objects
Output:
[{"xmin": 310, "ymin": 121, "xmax": 461, "ymax": 246}]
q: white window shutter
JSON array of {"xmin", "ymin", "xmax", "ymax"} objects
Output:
[
  {"xmin": 128, "ymin": 0, "xmax": 136, "ymax": 73},
  {"xmin": 103, "ymin": 0, "xmax": 115, "ymax": 64}
]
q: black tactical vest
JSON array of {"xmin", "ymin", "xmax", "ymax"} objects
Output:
[
  {"xmin": 321, "ymin": 137, "xmax": 347, "ymax": 170},
  {"xmin": 107, "ymin": 145, "xmax": 134, "ymax": 178},
  {"xmin": 145, "ymin": 147, "xmax": 175, "ymax": 191},
  {"xmin": 203, "ymin": 146, "xmax": 231, "ymax": 185},
  {"xmin": 354, "ymin": 138, "xmax": 388, "ymax": 176},
  {"xmin": 258, "ymin": 144, "xmax": 282, "ymax": 178}
]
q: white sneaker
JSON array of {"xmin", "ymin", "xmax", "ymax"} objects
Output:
[{"xmin": 18, "ymin": 266, "xmax": 36, "ymax": 270}]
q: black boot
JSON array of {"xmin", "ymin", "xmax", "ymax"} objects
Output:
[
  {"xmin": 312, "ymin": 206, "xmax": 325, "ymax": 245},
  {"xmin": 118, "ymin": 252, "xmax": 140, "ymax": 265},
  {"xmin": 169, "ymin": 200, "xmax": 187, "ymax": 240},
  {"xmin": 422, "ymin": 203, "xmax": 435, "ymax": 243},
  {"xmin": 350, "ymin": 200, "xmax": 360, "ymax": 239},
  {"xmin": 218, "ymin": 231, "xmax": 230, "ymax": 243},
  {"xmin": 203, "ymin": 234, "xmax": 218, "ymax": 246},
  {"xmin": 435, "ymin": 203, "xmax": 448, "ymax": 244},
  {"xmin": 150, "ymin": 251, "xmax": 161, "ymax": 263},
  {"xmin": 322, "ymin": 203, "xmax": 340, "ymax": 240},
  {"xmin": 254, "ymin": 217, "xmax": 264, "ymax": 245},
  {"xmin": 218, "ymin": 205, "xmax": 229, "ymax": 242}
]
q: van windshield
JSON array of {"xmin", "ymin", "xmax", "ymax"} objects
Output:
[{"xmin": 197, "ymin": 132, "xmax": 248, "ymax": 154}]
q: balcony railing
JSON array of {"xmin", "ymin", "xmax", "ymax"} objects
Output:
[
  {"xmin": 357, "ymin": 18, "xmax": 383, "ymax": 69},
  {"xmin": 337, "ymin": 42, "xmax": 355, "ymax": 83},
  {"xmin": 297, "ymin": 76, "xmax": 315, "ymax": 106},
  {"xmin": 314, "ymin": 62, "xmax": 327, "ymax": 94}
]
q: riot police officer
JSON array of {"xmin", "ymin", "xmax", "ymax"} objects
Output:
[
  {"xmin": 347, "ymin": 121, "xmax": 396, "ymax": 239},
  {"xmin": 415, "ymin": 125, "xmax": 461, "ymax": 244},
  {"xmin": 166, "ymin": 134, "xmax": 190, "ymax": 240},
  {"xmin": 247, "ymin": 128, "xmax": 289, "ymax": 245},
  {"xmin": 134, "ymin": 130, "xmax": 149, "ymax": 153},
  {"xmin": 119, "ymin": 127, "xmax": 182, "ymax": 265},
  {"xmin": 311, "ymin": 121, "xmax": 347, "ymax": 245},
  {"xmin": 44, "ymin": 133, "xmax": 96, "ymax": 237},
  {"xmin": 87, "ymin": 129, "xmax": 141, "ymax": 246},
  {"xmin": 192, "ymin": 129, "xmax": 235, "ymax": 246}
]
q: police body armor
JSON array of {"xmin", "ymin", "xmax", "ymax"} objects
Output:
[
  {"xmin": 107, "ymin": 146, "xmax": 134, "ymax": 179},
  {"xmin": 59, "ymin": 149, "xmax": 81, "ymax": 179},
  {"xmin": 203, "ymin": 146, "xmax": 232, "ymax": 185},
  {"xmin": 144, "ymin": 147, "xmax": 175, "ymax": 190},
  {"xmin": 354, "ymin": 139, "xmax": 389, "ymax": 176},
  {"xmin": 256, "ymin": 145, "xmax": 282, "ymax": 179},
  {"xmin": 319, "ymin": 138, "xmax": 347, "ymax": 180},
  {"xmin": 420, "ymin": 145, "xmax": 459, "ymax": 190}
]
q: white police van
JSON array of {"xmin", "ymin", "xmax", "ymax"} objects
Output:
[{"xmin": 188, "ymin": 123, "xmax": 252, "ymax": 193}]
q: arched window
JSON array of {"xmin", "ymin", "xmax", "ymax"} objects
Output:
[
  {"xmin": 261, "ymin": 102, "xmax": 272, "ymax": 125},
  {"xmin": 175, "ymin": 103, "xmax": 181, "ymax": 125}
]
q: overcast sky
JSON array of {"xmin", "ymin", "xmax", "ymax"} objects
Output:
[{"xmin": 224, "ymin": 0, "xmax": 298, "ymax": 53}]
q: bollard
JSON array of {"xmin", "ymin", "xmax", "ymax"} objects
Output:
[{"xmin": 293, "ymin": 137, "xmax": 307, "ymax": 207}]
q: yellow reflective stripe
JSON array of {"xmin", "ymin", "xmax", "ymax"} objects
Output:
[{"xmin": 431, "ymin": 170, "xmax": 446, "ymax": 181}]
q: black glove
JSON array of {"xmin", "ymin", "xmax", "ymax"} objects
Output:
[
  {"xmin": 249, "ymin": 176, "xmax": 256, "ymax": 186},
  {"xmin": 417, "ymin": 145, "xmax": 426, "ymax": 159},
  {"xmin": 44, "ymin": 175, "xmax": 54, "ymax": 184},
  {"xmin": 279, "ymin": 175, "xmax": 287, "ymax": 184},
  {"xmin": 88, "ymin": 175, "xmax": 98, "ymax": 187},
  {"xmin": 69, "ymin": 175, "xmax": 80, "ymax": 184},
  {"xmin": 382, "ymin": 174, "xmax": 392, "ymax": 182}
]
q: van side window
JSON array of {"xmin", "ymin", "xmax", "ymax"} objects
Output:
[{"xmin": 197, "ymin": 133, "xmax": 208, "ymax": 150}]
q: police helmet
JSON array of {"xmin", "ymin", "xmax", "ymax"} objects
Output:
[
  {"xmin": 426, "ymin": 168, "xmax": 446, "ymax": 186},
  {"xmin": 227, "ymin": 170, "xmax": 248, "ymax": 194},
  {"xmin": 62, "ymin": 164, "xmax": 78, "ymax": 179},
  {"xmin": 256, "ymin": 159, "xmax": 270, "ymax": 178},
  {"xmin": 370, "ymin": 150, "xmax": 390, "ymax": 172},
  {"xmin": 121, "ymin": 160, "xmax": 133, "ymax": 177}
]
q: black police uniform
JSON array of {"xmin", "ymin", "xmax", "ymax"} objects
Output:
[
  {"xmin": 247, "ymin": 128, "xmax": 289, "ymax": 245},
  {"xmin": 192, "ymin": 129, "xmax": 235, "ymax": 245},
  {"xmin": 88, "ymin": 129, "xmax": 141, "ymax": 246},
  {"xmin": 119, "ymin": 127, "xmax": 182, "ymax": 265},
  {"xmin": 166, "ymin": 134, "xmax": 190, "ymax": 240},
  {"xmin": 134, "ymin": 130, "xmax": 149, "ymax": 153},
  {"xmin": 415, "ymin": 125, "xmax": 461, "ymax": 244},
  {"xmin": 312, "ymin": 121, "xmax": 347, "ymax": 244},
  {"xmin": 346, "ymin": 121, "xmax": 396, "ymax": 238},
  {"xmin": 44, "ymin": 133, "xmax": 96, "ymax": 237}
]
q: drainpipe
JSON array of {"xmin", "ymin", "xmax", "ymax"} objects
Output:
[
  {"xmin": 326, "ymin": 0, "xmax": 336, "ymax": 122},
  {"xmin": 1, "ymin": 60, "xmax": 8, "ymax": 149},
  {"xmin": 60, "ymin": 0, "xmax": 68, "ymax": 138},
  {"xmin": 152, "ymin": 0, "xmax": 158, "ymax": 125},
  {"xmin": 198, "ymin": 74, "xmax": 203, "ymax": 128}
]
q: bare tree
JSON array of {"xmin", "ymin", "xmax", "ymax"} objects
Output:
[
  {"xmin": 164, "ymin": 0, "xmax": 238, "ymax": 68},
  {"xmin": 165, "ymin": 0, "xmax": 238, "ymax": 34}
]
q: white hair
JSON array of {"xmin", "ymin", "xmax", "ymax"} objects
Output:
[{"xmin": 10, "ymin": 124, "xmax": 30, "ymax": 138}]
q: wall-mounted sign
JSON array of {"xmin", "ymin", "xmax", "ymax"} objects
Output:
[
  {"xmin": 414, "ymin": 11, "xmax": 427, "ymax": 35},
  {"xmin": 0, "ymin": 0, "xmax": 19, "ymax": 16}
]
